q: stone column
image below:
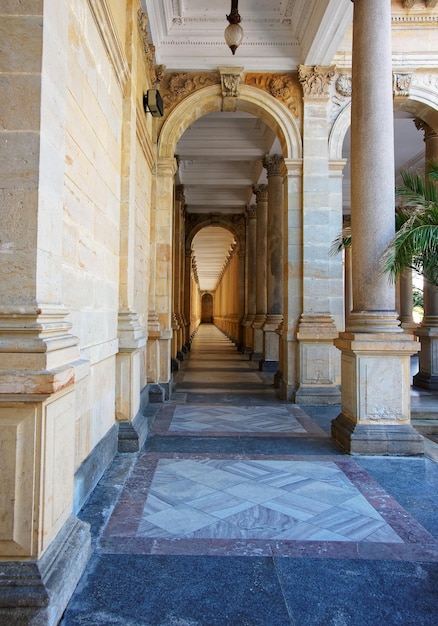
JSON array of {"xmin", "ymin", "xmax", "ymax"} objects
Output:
[
  {"xmin": 413, "ymin": 120, "xmax": 438, "ymax": 389},
  {"xmin": 280, "ymin": 160, "xmax": 303, "ymax": 400},
  {"xmin": 171, "ymin": 185, "xmax": 184, "ymax": 371},
  {"xmin": 243, "ymin": 205, "xmax": 257, "ymax": 353},
  {"xmin": 332, "ymin": 0, "xmax": 422, "ymax": 455},
  {"xmin": 237, "ymin": 247, "xmax": 246, "ymax": 350},
  {"xmin": 251, "ymin": 184, "xmax": 268, "ymax": 362},
  {"xmin": 295, "ymin": 65, "xmax": 342, "ymax": 405},
  {"xmin": 399, "ymin": 270, "xmax": 417, "ymax": 333},
  {"xmin": 260, "ymin": 155, "xmax": 284, "ymax": 372},
  {"xmin": 184, "ymin": 247, "xmax": 193, "ymax": 347}
]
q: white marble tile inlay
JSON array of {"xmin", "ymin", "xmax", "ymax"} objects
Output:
[
  {"xmin": 137, "ymin": 460, "xmax": 403, "ymax": 543},
  {"xmin": 169, "ymin": 405, "xmax": 306, "ymax": 433}
]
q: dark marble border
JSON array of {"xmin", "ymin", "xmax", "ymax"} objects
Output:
[{"xmin": 99, "ymin": 451, "xmax": 438, "ymax": 562}]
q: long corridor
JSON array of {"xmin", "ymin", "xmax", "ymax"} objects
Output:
[{"xmin": 62, "ymin": 325, "xmax": 438, "ymax": 625}]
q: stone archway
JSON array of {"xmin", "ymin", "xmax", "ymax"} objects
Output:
[
  {"xmin": 201, "ymin": 293, "xmax": 214, "ymax": 323},
  {"xmin": 153, "ymin": 81, "xmax": 303, "ymax": 387}
]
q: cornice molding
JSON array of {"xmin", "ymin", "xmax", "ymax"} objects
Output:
[{"xmin": 86, "ymin": 0, "xmax": 130, "ymax": 92}]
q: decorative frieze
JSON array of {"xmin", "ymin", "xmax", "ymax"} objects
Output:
[
  {"xmin": 159, "ymin": 71, "xmax": 217, "ymax": 117},
  {"xmin": 298, "ymin": 65, "xmax": 336, "ymax": 98},
  {"xmin": 402, "ymin": 0, "xmax": 438, "ymax": 7},
  {"xmin": 245, "ymin": 73, "xmax": 301, "ymax": 118}
]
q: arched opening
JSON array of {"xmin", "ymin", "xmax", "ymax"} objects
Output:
[
  {"xmin": 201, "ymin": 293, "xmax": 214, "ymax": 324},
  {"xmin": 161, "ymin": 85, "xmax": 301, "ymax": 362}
]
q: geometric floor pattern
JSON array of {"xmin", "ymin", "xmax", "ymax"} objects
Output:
[
  {"xmin": 137, "ymin": 458, "xmax": 403, "ymax": 542},
  {"xmin": 62, "ymin": 324, "xmax": 438, "ymax": 625},
  {"xmin": 169, "ymin": 405, "xmax": 307, "ymax": 433}
]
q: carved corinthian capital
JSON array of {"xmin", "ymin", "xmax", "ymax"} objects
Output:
[
  {"xmin": 262, "ymin": 155, "xmax": 284, "ymax": 177},
  {"xmin": 414, "ymin": 118, "xmax": 438, "ymax": 141},
  {"xmin": 298, "ymin": 65, "xmax": 336, "ymax": 98}
]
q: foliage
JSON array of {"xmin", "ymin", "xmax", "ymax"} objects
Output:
[
  {"xmin": 382, "ymin": 161, "xmax": 438, "ymax": 285},
  {"xmin": 330, "ymin": 161, "xmax": 438, "ymax": 287}
]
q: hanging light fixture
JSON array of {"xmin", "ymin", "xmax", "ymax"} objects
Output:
[{"xmin": 224, "ymin": 0, "xmax": 243, "ymax": 55}]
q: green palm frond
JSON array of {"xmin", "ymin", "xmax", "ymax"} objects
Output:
[
  {"xmin": 333, "ymin": 161, "xmax": 438, "ymax": 285},
  {"xmin": 329, "ymin": 225, "xmax": 351, "ymax": 256}
]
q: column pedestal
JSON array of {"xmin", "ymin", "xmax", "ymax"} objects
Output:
[
  {"xmin": 295, "ymin": 315, "xmax": 341, "ymax": 404},
  {"xmin": 413, "ymin": 323, "xmax": 438, "ymax": 390},
  {"xmin": 332, "ymin": 332, "xmax": 423, "ymax": 455},
  {"xmin": 260, "ymin": 315, "xmax": 282, "ymax": 372},
  {"xmin": 243, "ymin": 314, "xmax": 255, "ymax": 354},
  {"xmin": 251, "ymin": 315, "xmax": 265, "ymax": 362}
]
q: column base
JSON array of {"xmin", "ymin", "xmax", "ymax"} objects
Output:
[
  {"xmin": 331, "ymin": 413, "xmax": 424, "ymax": 456},
  {"xmin": 0, "ymin": 515, "xmax": 91, "ymax": 626},
  {"xmin": 413, "ymin": 371, "xmax": 438, "ymax": 391},
  {"xmin": 250, "ymin": 352, "xmax": 263, "ymax": 363},
  {"xmin": 295, "ymin": 384, "xmax": 341, "ymax": 405},
  {"xmin": 259, "ymin": 359, "xmax": 279, "ymax": 372},
  {"xmin": 149, "ymin": 383, "xmax": 165, "ymax": 403}
]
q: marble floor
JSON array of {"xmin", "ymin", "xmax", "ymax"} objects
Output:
[{"xmin": 62, "ymin": 325, "xmax": 438, "ymax": 626}]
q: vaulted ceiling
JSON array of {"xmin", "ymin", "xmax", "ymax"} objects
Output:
[{"xmin": 142, "ymin": 0, "xmax": 425, "ymax": 291}]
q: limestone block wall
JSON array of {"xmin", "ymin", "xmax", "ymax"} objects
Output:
[{"xmin": 65, "ymin": 1, "xmax": 124, "ymax": 467}]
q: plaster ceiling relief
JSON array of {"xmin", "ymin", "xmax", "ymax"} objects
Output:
[{"xmin": 142, "ymin": 0, "xmax": 353, "ymax": 71}]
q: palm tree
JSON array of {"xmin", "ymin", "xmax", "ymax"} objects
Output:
[
  {"xmin": 381, "ymin": 161, "xmax": 438, "ymax": 286},
  {"xmin": 331, "ymin": 161, "xmax": 438, "ymax": 286}
]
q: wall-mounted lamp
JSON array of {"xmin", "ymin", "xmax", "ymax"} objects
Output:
[
  {"xmin": 143, "ymin": 89, "xmax": 164, "ymax": 118},
  {"xmin": 225, "ymin": 0, "xmax": 243, "ymax": 55}
]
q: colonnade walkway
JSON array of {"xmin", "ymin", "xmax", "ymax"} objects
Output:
[{"xmin": 62, "ymin": 324, "xmax": 438, "ymax": 625}]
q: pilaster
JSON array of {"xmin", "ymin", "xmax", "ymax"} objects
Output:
[
  {"xmin": 243, "ymin": 204, "xmax": 257, "ymax": 353},
  {"xmin": 260, "ymin": 156, "xmax": 284, "ymax": 372},
  {"xmin": 295, "ymin": 65, "xmax": 342, "ymax": 404},
  {"xmin": 251, "ymin": 184, "xmax": 268, "ymax": 362}
]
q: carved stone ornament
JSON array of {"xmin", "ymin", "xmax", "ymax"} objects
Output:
[
  {"xmin": 253, "ymin": 183, "xmax": 268, "ymax": 201},
  {"xmin": 219, "ymin": 67, "xmax": 243, "ymax": 98},
  {"xmin": 298, "ymin": 65, "xmax": 336, "ymax": 98},
  {"xmin": 414, "ymin": 118, "xmax": 438, "ymax": 141},
  {"xmin": 137, "ymin": 10, "xmax": 156, "ymax": 82},
  {"xmin": 402, "ymin": 0, "xmax": 416, "ymax": 7},
  {"xmin": 263, "ymin": 154, "xmax": 284, "ymax": 177},
  {"xmin": 393, "ymin": 72, "xmax": 413, "ymax": 96},
  {"xmin": 335, "ymin": 74, "xmax": 352, "ymax": 98},
  {"xmin": 245, "ymin": 73, "xmax": 300, "ymax": 118},
  {"xmin": 246, "ymin": 204, "xmax": 257, "ymax": 219},
  {"xmin": 160, "ymin": 71, "xmax": 217, "ymax": 117}
]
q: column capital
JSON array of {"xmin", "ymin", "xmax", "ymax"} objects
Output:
[
  {"xmin": 262, "ymin": 154, "xmax": 284, "ymax": 177},
  {"xmin": 414, "ymin": 118, "xmax": 438, "ymax": 141},
  {"xmin": 175, "ymin": 184, "xmax": 185, "ymax": 202},
  {"xmin": 246, "ymin": 204, "xmax": 257, "ymax": 219},
  {"xmin": 253, "ymin": 183, "xmax": 268, "ymax": 201},
  {"xmin": 298, "ymin": 65, "xmax": 336, "ymax": 98}
]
